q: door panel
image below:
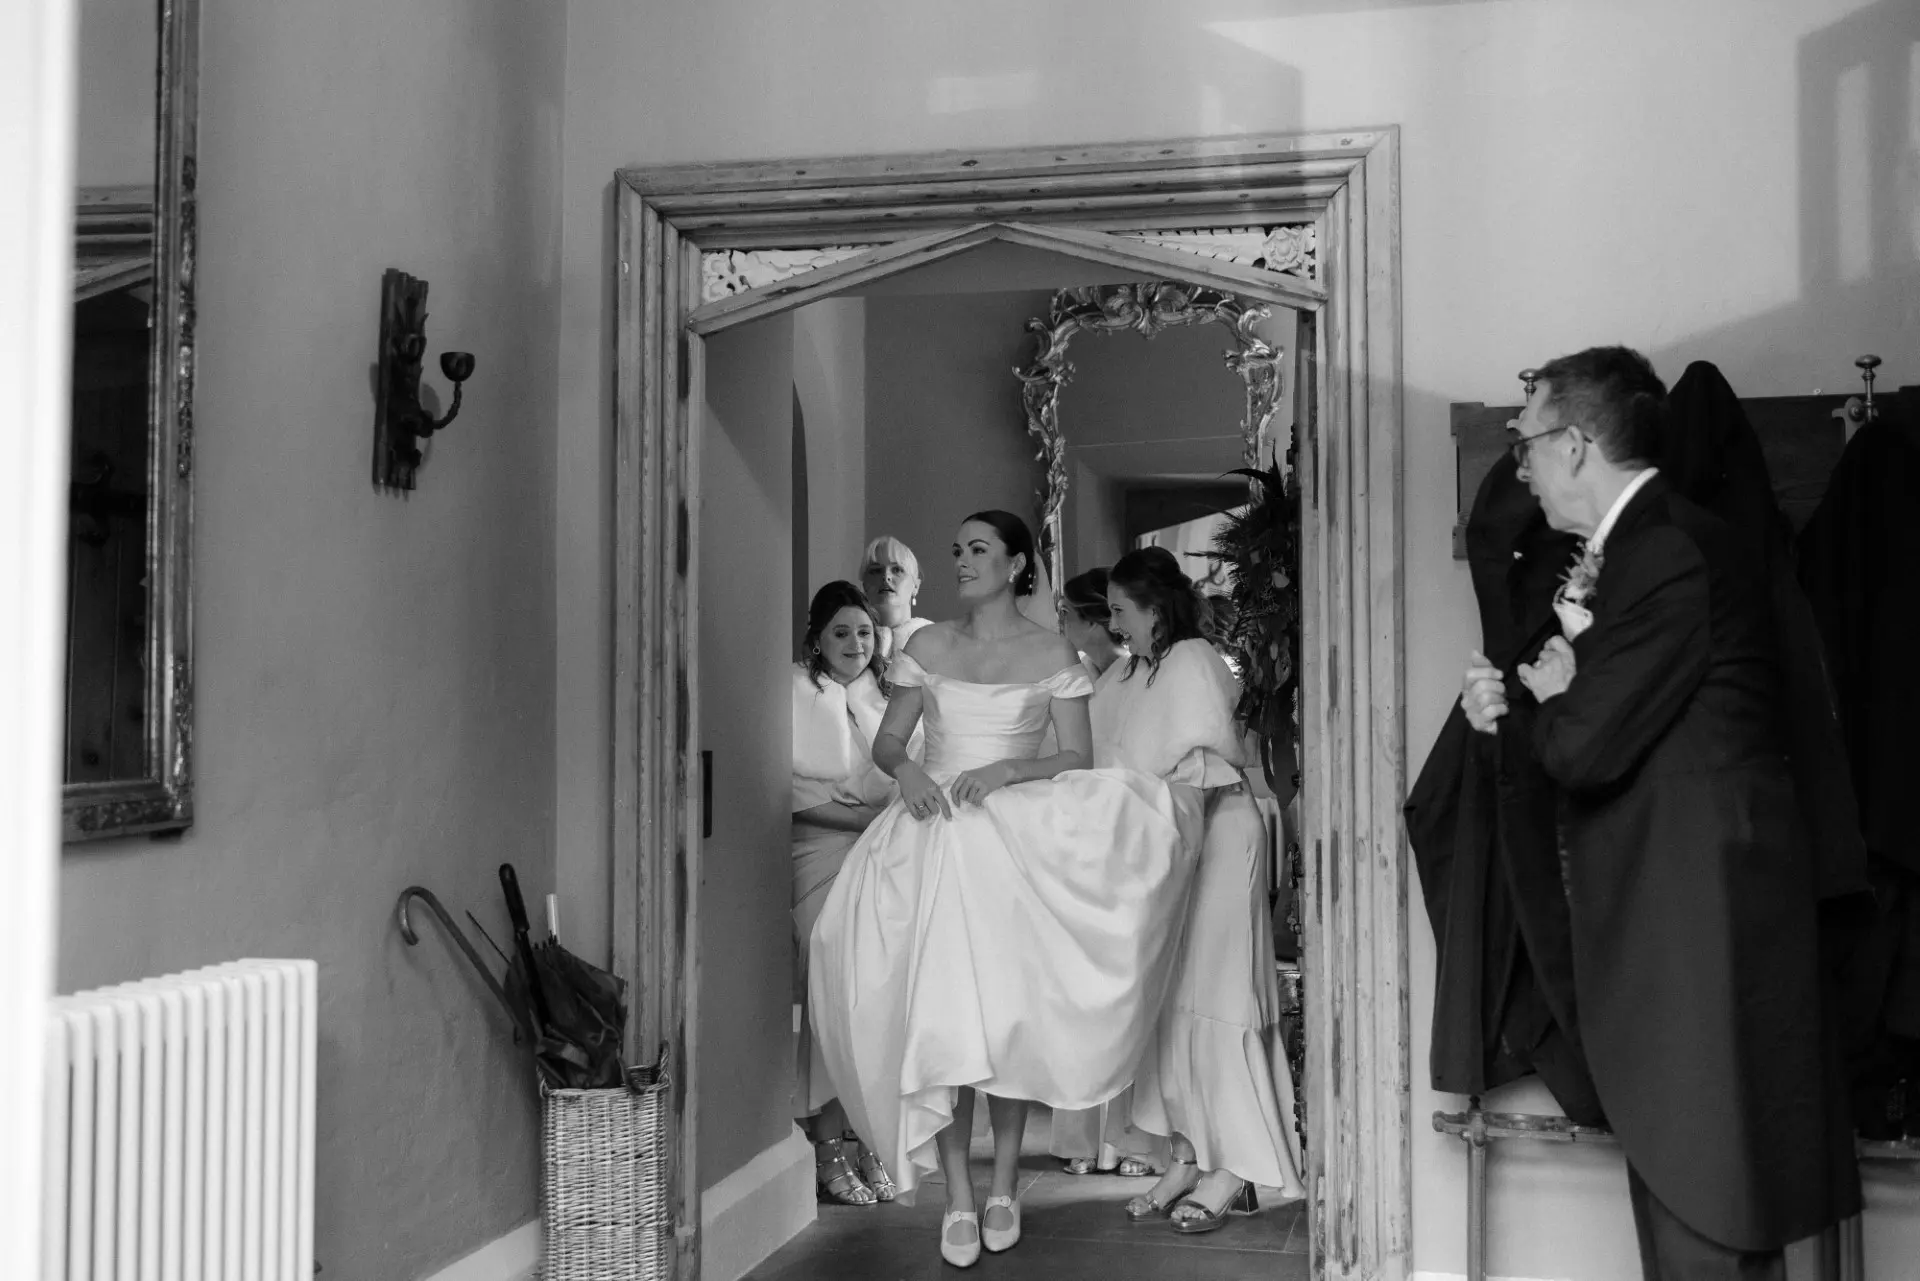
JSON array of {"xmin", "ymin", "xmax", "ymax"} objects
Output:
[{"xmin": 696, "ymin": 316, "xmax": 797, "ymax": 1189}]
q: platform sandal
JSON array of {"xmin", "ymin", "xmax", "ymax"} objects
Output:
[{"xmin": 1170, "ymin": 1181, "xmax": 1259, "ymax": 1234}]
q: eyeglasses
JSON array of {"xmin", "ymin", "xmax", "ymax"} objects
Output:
[{"xmin": 1506, "ymin": 423, "xmax": 1576, "ymax": 465}]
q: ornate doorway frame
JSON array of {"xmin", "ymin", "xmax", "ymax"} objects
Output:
[{"xmin": 611, "ymin": 130, "xmax": 1408, "ymax": 1281}]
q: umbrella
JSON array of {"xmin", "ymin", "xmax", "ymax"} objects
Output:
[{"xmin": 499, "ymin": 863, "xmax": 629, "ymax": 1090}]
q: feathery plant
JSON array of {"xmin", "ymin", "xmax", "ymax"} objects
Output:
[{"xmin": 1208, "ymin": 463, "xmax": 1300, "ymax": 791}]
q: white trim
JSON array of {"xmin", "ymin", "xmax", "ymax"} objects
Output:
[
  {"xmin": 1411, "ymin": 1273, "xmax": 1566, "ymax": 1281},
  {"xmin": 0, "ymin": 0, "xmax": 73, "ymax": 1278},
  {"xmin": 417, "ymin": 1220, "xmax": 539, "ymax": 1281},
  {"xmin": 699, "ymin": 1126, "xmax": 816, "ymax": 1281}
]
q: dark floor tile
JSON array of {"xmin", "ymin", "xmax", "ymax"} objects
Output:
[
  {"xmin": 752, "ymin": 1107, "xmax": 1306, "ymax": 1279},
  {"xmin": 744, "ymin": 1225, "xmax": 1312, "ymax": 1281}
]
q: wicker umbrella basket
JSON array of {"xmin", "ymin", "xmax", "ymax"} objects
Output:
[{"xmin": 541, "ymin": 1061, "xmax": 673, "ymax": 1280}]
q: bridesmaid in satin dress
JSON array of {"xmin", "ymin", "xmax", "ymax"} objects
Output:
[
  {"xmin": 1048, "ymin": 568, "xmax": 1165, "ymax": 1180},
  {"xmin": 808, "ymin": 512, "xmax": 1202, "ymax": 1268},
  {"xmin": 1101, "ymin": 547, "xmax": 1306, "ymax": 1234},
  {"xmin": 789, "ymin": 581, "xmax": 902, "ymax": 1205}
]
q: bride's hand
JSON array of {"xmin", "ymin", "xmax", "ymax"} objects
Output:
[
  {"xmin": 950, "ymin": 762, "xmax": 1015, "ymax": 807},
  {"xmin": 896, "ymin": 763, "xmax": 952, "ymax": 822}
]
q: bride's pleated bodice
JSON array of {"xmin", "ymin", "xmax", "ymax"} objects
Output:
[{"xmin": 890, "ymin": 653, "xmax": 1090, "ymax": 777}]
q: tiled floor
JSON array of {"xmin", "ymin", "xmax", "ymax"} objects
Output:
[{"xmin": 745, "ymin": 1107, "xmax": 1309, "ymax": 1281}]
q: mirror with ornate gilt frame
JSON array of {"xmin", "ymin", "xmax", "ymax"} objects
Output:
[
  {"xmin": 1014, "ymin": 280, "xmax": 1290, "ymax": 597},
  {"xmin": 65, "ymin": 0, "xmax": 198, "ymax": 842}
]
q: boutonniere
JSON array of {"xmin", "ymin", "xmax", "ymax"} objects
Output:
[{"xmin": 1552, "ymin": 543, "xmax": 1603, "ymax": 639}]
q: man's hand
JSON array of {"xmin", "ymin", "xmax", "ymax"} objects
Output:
[
  {"xmin": 1461, "ymin": 650, "xmax": 1509, "ymax": 735},
  {"xmin": 1517, "ymin": 636, "xmax": 1577, "ymax": 703}
]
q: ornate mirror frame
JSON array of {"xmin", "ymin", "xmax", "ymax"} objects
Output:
[
  {"xmin": 65, "ymin": 0, "xmax": 199, "ymax": 842},
  {"xmin": 1016, "ymin": 280, "xmax": 1288, "ymax": 594},
  {"xmin": 614, "ymin": 131, "xmax": 1405, "ymax": 1281}
]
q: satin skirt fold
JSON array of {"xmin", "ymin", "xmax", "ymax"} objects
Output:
[
  {"xmin": 791, "ymin": 824, "xmax": 855, "ymax": 1120},
  {"xmin": 808, "ymin": 768, "xmax": 1201, "ymax": 1203},
  {"xmin": 1131, "ymin": 788, "xmax": 1305, "ymax": 1196}
]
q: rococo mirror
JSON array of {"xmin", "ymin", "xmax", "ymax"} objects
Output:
[
  {"xmin": 1014, "ymin": 281, "xmax": 1291, "ymax": 597},
  {"xmin": 65, "ymin": 0, "xmax": 199, "ymax": 842}
]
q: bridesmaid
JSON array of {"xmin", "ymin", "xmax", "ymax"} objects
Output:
[
  {"xmin": 791, "ymin": 580, "xmax": 904, "ymax": 1205},
  {"xmin": 1049, "ymin": 569, "xmax": 1161, "ymax": 1179},
  {"xmin": 1100, "ymin": 547, "xmax": 1306, "ymax": 1233}
]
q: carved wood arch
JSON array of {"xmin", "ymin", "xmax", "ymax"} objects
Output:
[
  {"xmin": 613, "ymin": 130, "xmax": 1407, "ymax": 1281},
  {"xmin": 1015, "ymin": 281, "xmax": 1288, "ymax": 592}
]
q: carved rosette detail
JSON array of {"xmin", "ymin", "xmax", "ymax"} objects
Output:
[
  {"xmin": 1123, "ymin": 224, "xmax": 1317, "ymax": 281},
  {"xmin": 1014, "ymin": 282, "xmax": 1288, "ymax": 594},
  {"xmin": 699, "ymin": 246, "xmax": 875, "ymax": 303}
]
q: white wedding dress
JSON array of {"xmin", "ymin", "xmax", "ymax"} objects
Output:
[{"xmin": 807, "ymin": 652, "xmax": 1202, "ymax": 1203}]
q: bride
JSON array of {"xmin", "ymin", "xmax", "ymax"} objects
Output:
[{"xmin": 808, "ymin": 510, "xmax": 1202, "ymax": 1268}]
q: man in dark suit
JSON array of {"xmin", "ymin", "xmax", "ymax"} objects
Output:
[{"xmin": 1461, "ymin": 347, "xmax": 1858, "ymax": 1278}]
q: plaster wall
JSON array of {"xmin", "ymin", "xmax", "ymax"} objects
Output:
[
  {"xmin": 1066, "ymin": 459, "xmax": 1126, "ymax": 579},
  {"xmin": 863, "ymin": 290, "xmax": 1052, "ymax": 623},
  {"xmin": 793, "ymin": 298, "xmax": 868, "ymax": 596},
  {"xmin": 557, "ymin": 2, "xmax": 1920, "ymax": 1275},
  {"xmin": 74, "ymin": 0, "xmax": 154, "ymax": 187},
  {"xmin": 57, "ymin": 4, "xmax": 566, "ymax": 1278}
]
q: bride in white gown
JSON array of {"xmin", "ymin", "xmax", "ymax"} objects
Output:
[{"xmin": 808, "ymin": 511, "xmax": 1202, "ymax": 1268}]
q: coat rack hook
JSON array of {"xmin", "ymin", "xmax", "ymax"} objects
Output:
[{"xmin": 1834, "ymin": 353, "xmax": 1881, "ymax": 438}]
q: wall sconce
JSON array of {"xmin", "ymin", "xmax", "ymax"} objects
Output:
[
  {"xmin": 1518, "ymin": 368, "xmax": 1539, "ymax": 397},
  {"xmin": 372, "ymin": 268, "xmax": 475, "ymax": 490}
]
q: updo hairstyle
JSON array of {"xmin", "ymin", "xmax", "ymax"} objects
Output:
[
  {"xmin": 1108, "ymin": 546, "xmax": 1208, "ymax": 682},
  {"xmin": 1061, "ymin": 568, "xmax": 1123, "ymax": 644},
  {"xmin": 960, "ymin": 509, "xmax": 1038, "ymax": 597}
]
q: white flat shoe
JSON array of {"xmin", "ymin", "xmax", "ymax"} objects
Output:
[
  {"xmin": 982, "ymin": 1194, "xmax": 1021, "ymax": 1252},
  {"xmin": 941, "ymin": 1210, "xmax": 980, "ymax": 1268}
]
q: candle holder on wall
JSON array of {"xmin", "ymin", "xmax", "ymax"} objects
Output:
[{"xmin": 372, "ymin": 268, "xmax": 475, "ymax": 490}]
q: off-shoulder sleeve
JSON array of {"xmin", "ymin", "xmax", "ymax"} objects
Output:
[
  {"xmin": 887, "ymin": 651, "xmax": 930, "ymax": 688},
  {"xmin": 1037, "ymin": 664, "xmax": 1095, "ymax": 699},
  {"xmin": 1111, "ymin": 640, "xmax": 1249, "ymax": 782}
]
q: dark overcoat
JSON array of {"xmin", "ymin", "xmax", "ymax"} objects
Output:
[{"xmin": 1406, "ymin": 454, "xmax": 1600, "ymax": 1117}]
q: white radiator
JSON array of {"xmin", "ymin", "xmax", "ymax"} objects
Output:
[{"xmin": 41, "ymin": 960, "xmax": 317, "ymax": 1281}]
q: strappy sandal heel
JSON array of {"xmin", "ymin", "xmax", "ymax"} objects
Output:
[
  {"xmin": 1062, "ymin": 1156, "xmax": 1096, "ymax": 1175},
  {"xmin": 1115, "ymin": 1156, "xmax": 1156, "ymax": 1177},
  {"xmin": 851, "ymin": 1139, "xmax": 897, "ymax": 1202},
  {"xmin": 1124, "ymin": 1157, "xmax": 1197, "ymax": 1221},
  {"xmin": 814, "ymin": 1137, "xmax": 876, "ymax": 1206},
  {"xmin": 1170, "ymin": 1181, "xmax": 1259, "ymax": 1234}
]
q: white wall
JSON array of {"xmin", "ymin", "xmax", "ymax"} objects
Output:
[
  {"xmin": 1, "ymin": 1, "xmax": 74, "ymax": 1275},
  {"xmin": 863, "ymin": 290, "xmax": 1052, "ymax": 622},
  {"xmin": 59, "ymin": 5, "xmax": 567, "ymax": 1279},
  {"xmin": 557, "ymin": 3, "xmax": 1920, "ymax": 1276},
  {"xmin": 794, "ymin": 298, "xmax": 867, "ymax": 596},
  {"xmin": 1066, "ymin": 459, "xmax": 1125, "ymax": 578},
  {"xmin": 73, "ymin": 0, "xmax": 152, "ymax": 188}
]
